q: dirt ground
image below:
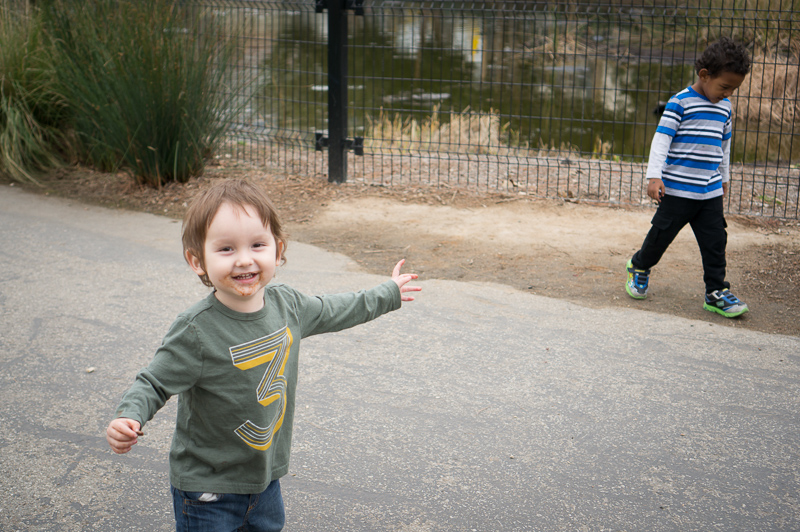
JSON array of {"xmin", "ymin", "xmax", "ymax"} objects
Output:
[{"xmin": 6, "ymin": 164, "xmax": 799, "ymax": 336}]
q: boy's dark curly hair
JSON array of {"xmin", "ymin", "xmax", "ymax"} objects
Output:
[{"xmin": 695, "ymin": 37, "xmax": 752, "ymax": 77}]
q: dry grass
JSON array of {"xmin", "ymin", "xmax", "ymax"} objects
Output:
[
  {"xmin": 735, "ymin": 55, "xmax": 800, "ymax": 132},
  {"xmin": 365, "ymin": 106, "xmax": 501, "ymax": 156},
  {"xmin": 365, "ymin": 105, "xmax": 584, "ymax": 161}
]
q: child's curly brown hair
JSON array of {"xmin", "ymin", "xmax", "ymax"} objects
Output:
[{"xmin": 695, "ymin": 37, "xmax": 752, "ymax": 77}]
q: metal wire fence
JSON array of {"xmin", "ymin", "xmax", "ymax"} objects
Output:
[{"xmin": 197, "ymin": 0, "xmax": 800, "ymax": 218}]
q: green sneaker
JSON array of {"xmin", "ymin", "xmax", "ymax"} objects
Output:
[
  {"xmin": 704, "ymin": 289, "xmax": 749, "ymax": 318},
  {"xmin": 625, "ymin": 259, "xmax": 650, "ymax": 299}
]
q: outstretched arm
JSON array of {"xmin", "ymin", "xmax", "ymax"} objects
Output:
[
  {"xmin": 391, "ymin": 259, "xmax": 421, "ymax": 302},
  {"xmin": 107, "ymin": 417, "xmax": 142, "ymax": 454},
  {"xmin": 298, "ymin": 260, "xmax": 421, "ymax": 337}
]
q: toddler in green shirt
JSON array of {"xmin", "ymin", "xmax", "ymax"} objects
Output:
[{"xmin": 106, "ymin": 178, "xmax": 420, "ymax": 531}]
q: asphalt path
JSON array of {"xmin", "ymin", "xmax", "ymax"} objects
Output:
[{"xmin": 1, "ymin": 185, "xmax": 798, "ymax": 531}]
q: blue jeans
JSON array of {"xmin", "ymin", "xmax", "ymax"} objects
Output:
[{"xmin": 171, "ymin": 479, "xmax": 284, "ymax": 532}]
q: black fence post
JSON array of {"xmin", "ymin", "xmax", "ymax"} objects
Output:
[{"xmin": 327, "ymin": 0, "xmax": 348, "ymax": 183}]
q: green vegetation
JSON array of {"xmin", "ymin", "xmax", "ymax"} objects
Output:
[
  {"xmin": 758, "ymin": 194, "xmax": 784, "ymax": 205},
  {"xmin": 0, "ymin": 0, "xmax": 244, "ymax": 188},
  {"xmin": 45, "ymin": 0, "xmax": 242, "ymax": 187},
  {"xmin": 0, "ymin": 5, "xmax": 67, "ymax": 184}
]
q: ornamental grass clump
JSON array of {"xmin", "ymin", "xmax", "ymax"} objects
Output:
[
  {"xmin": 45, "ymin": 0, "xmax": 243, "ymax": 187},
  {"xmin": 0, "ymin": 5, "xmax": 67, "ymax": 184}
]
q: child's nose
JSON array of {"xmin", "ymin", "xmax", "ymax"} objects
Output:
[{"xmin": 235, "ymin": 253, "xmax": 254, "ymax": 267}]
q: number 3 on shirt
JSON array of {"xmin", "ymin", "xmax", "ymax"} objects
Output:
[{"xmin": 229, "ymin": 326, "xmax": 294, "ymax": 450}]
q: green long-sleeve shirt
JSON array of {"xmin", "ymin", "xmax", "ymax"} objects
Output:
[{"xmin": 115, "ymin": 280, "xmax": 401, "ymax": 494}]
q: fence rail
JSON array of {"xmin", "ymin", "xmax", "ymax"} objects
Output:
[{"xmin": 198, "ymin": 0, "xmax": 800, "ymax": 218}]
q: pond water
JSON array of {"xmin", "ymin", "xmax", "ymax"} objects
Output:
[{"xmin": 253, "ymin": 8, "xmax": 798, "ymax": 165}]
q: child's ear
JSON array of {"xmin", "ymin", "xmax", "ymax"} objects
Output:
[
  {"xmin": 276, "ymin": 241, "xmax": 284, "ymax": 262},
  {"xmin": 185, "ymin": 250, "xmax": 206, "ymax": 276}
]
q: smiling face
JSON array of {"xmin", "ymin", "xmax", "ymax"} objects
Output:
[
  {"xmin": 186, "ymin": 202, "xmax": 283, "ymax": 313},
  {"xmin": 693, "ymin": 69, "xmax": 746, "ymax": 104}
]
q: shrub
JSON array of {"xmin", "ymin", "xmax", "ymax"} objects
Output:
[
  {"xmin": 0, "ymin": 4, "xmax": 67, "ymax": 184},
  {"xmin": 45, "ymin": 0, "xmax": 244, "ymax": 187}
]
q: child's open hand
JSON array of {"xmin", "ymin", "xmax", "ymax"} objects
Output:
[
  {"xmin": 391, "ymin": 259, "xmax": 421, "ymax": 302},
  {"xmin": 107, "ymin": 417, "xmax": 143, "ymax": 454}
]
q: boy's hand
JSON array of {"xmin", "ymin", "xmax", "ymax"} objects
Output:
[
  {"xmin": 107, "ymin": 418, "xmax": 142, "ymax": 454},
  {"xmin": 722, "ymin": 182, "xmax": 728, "ymax": 198},
  {"xmin": 647, "ymin": 179, "xmax": 666, "ymax": 203},
  {"xmin": 391, "ymin": 259, "xmax": 421, "ymax": 302}
]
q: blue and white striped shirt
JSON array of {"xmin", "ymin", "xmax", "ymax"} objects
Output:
[{"xmin": 647, "ymin": 86, "xmax": 733, "ymax": 200}]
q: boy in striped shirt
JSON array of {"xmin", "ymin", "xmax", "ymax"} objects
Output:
[{"xmin": 626, "ymin": 37, "xmax": 751, "ymax": 318}]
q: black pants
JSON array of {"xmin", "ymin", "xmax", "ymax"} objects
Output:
[{"xmin": 631, "ymin": 194, "xmax": 729, "ymax": 294}]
